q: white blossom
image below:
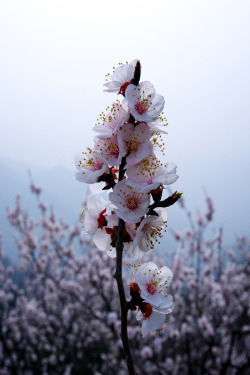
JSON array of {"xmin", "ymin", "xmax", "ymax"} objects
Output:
[
  {"xmin": 93, "ymin": 102, "xmax": 129, "ymax": 138},
  {"xmin": 95, "ymin": 134, "xmax": 122, "ymax": 166},
  {"xmin": 136, "ymin": 307, "xmax": 171, "ymax": 337},
  {"xmin": 117, "ymin": 122, "xmax": 153, "ymax": 168},
  {"xmin": 135, "ymin": 261, "xmax": 173, "ymax": 310},
  {"xmin": 125, "ymin": 81, "xmax": 164, "ymax": 122},
  {"xmin": 109, "ymin": 180, "xmax": 150, "ymax": 223},
  {"xmin": 126, "ymin": 155, "xmax": 178, "ymax": 193},
  {"xmin": 131, "ymin": 208, "xmax": 168, "ymax": 253},
  {"xmin": 75, "ymin": 149, "xmax": 108, "ymax": 184},
  {"xmin": 103, "ymin": 60, "xmax": 138, "ymax": 94},
  {"xmin": 83, "ymin": 194, "xmax": 109, "ymax": 236}
]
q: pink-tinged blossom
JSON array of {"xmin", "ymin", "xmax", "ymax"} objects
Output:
[
  {"xmin": 136, "ymin": 306, "xmax": 172, "ymax": 337},
  {"xmin": 83, "ymin": 194, "xmax": 109, "ymax": 236},
  {"xmin": 93, "ymin": 228, "xmax": 116, "ymax": 258},
  {"xmin": 135, "ymin": 261, "xmax": 173, "ymax": 310},
  {"xmin": 95, "ymin": 134, "xmax": 122, "ymax": 167},
  {"xmin": 126, "ymin": 155, "xmax": 178, "ymax": 193},
  {"xmin": 103, "ymin": 60, "xmax": 137, "ymax": 94},
  {"xmin": 94, "ymin": 102, "xmax": 130, "ymax": 138},
  {"xmin": 117, "ymin": 122, "xmax": 153, "ymax": 168},
  {"xmin": 83, "ymin": 195, "xmax": 118, "ymax": 258},
  {"xmin": 131, "ymin": 208, "xmax": 168, "ymax": 253},
  {"xmin": 198, "ymin": 315, "xmax": 215, "ymax": 339},
  {"xmin": 3, "ymin": 185, "xmax": 250, "ymax": 373},
  {"xmin": 141, "ymin": 346, "xmax": 153, "ymax": 359},
  {"xmin": 93, "ymin": 214, "xmax": 135, "ymax": 258},
  {"xmin": 125, "ymin": 81, "xmax": 165, "ymax": 122},
  {"xmin": 109, "ymin": 180, "xmax": 150, "ymax": 223},
  {"xmin": 75, "ymin": 148, "xmax": 108, "ymax": 184}
]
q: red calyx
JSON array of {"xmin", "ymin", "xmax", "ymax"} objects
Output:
[
  {"xmin": 109, "ymin": 166, "xmax": 119, "ymax": 180},
  {"xmin": 130, "ymin": 282, "xmax": 141, "ymax": 299},
  {"xmin": 97, "ymin": 209, "xmax": 107, "ymax": 229},
  {"xmin": 118, "ymin": 81, "xmax": 131, "ymax": 96},
  {"xmin": 105, "ymin": 227, "xmax": 116, "ymax": 247},
  {"xmin": 140, "ymin": 303, "xmax": 153, "ymax": 319}
]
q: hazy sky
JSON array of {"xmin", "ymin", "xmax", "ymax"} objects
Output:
[
  {"xmin": 1, "ymin": 0, "xmax": 249, "ymax": 169},
  {"xmin": 0, "ymin": 0, "xmax": 250, "ymax": 244}
]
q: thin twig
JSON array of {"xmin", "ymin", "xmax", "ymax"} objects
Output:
[{"xmin": 114, "ymin": 218, "xmax": 136, "ymax": 375}]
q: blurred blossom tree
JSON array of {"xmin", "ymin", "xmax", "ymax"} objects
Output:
[{"xmin": 0, "ymin": 182, "xmax": 249, "ymax": 374}]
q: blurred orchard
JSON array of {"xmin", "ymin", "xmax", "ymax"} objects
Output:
[{"xmin": 0, "ymin": 184, "xmax": 249, "ymax": 375}]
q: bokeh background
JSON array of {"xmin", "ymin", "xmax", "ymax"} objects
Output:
[{"xmin": 1, "ymin": 0, "xmax": 250, "ymax": 258}]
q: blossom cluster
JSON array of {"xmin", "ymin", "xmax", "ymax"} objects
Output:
[
  {"xmin": 75, "ymin": 60, "xmax": 180, "ymax": 335},
  {"xmin": 1, "ymin": 188, "xmax": 249, "ymax": 374}
]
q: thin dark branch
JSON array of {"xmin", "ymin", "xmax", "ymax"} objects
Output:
[
  {"xmin": 114, "ymin": 218, "xmax": 136, "ymax": 375},
  {"xmin": 147, "ymin": 191, "xmax": 182, "ymax": 215},
  {"xmin": 118, "ymin": 156, "xmax": 128, "ymax": 181}
]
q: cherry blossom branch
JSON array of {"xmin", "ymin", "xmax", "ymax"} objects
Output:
[
  {"xmin": 114, "ymin": 149, "xmax": 138, "ymax": 373},
  {"xmin": 113, "ymin": 63, "xmax": 142, "ymax": 373},
  {"xmin": 147, "ymin": 191, "xmax": 183, "ymax": 215},
  {"xmin": 75, "ymin": 59, "xmax": 181, "ymax": 373}
]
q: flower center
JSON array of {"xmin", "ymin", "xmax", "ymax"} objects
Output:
[
  {"xmin": 146, "ymin": 281, "xmax": 159, "ymax": 294},
  {"xmin": 135, "ymin": 99, "xmax": 148, "ymax": 115},
  {"xmin": 107, "ymin": 143, "xmax": 119, "ymax": 157},
  {"xmin": 126, "ymin": 194, "xmax": 139, "ymax": 211},
  {"xmin": 85, "ymin": 157, "xmax": 103, "ymax": 171},
  {"xmin": 127, "ymin": 138, "xmax": 140, "ymax": 153},
  {"xmin": 147, "ymin": 177, "xmax": 153, "ymax": 185}
]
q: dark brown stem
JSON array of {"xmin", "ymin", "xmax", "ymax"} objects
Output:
[
  {"xmin": 131, "ymin": 60, "xmax": 141, "ymax": 86},
  {"xmin": 114, "ymin": 218, "xmax": 136, "ymax": 375},
  {"xmin": 147, "ymin": 191, "xmax": 183, "ymax": 215},
  {"xmin": 118, "ymin": 156, "xmax": 128, "ymax": 181}
]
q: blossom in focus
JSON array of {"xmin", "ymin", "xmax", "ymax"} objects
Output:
[
  {"xmin": 109, "ymin": 180, "xmax": 150, "ymax": 223},
  {"xmin": 136, "ymin": 305, "xmax": 171, "ymax": 337},
  {"xmin": 75, "ymin": 148, "xmax": 108, "ymax": 184},
  {"xmin": 95, "ymin": 134, "xmax": 122, "ymax": 167},
  {"xmin": 135, "ymin": 261, "xmax": 173, "ymax": 310},
  {"xmin": 131, "ymin": 208, "xmax": 168, "ymax": 253},
  {"xmin": 125, "ymin": 81, "xmax": 164, "ymax": 122},
  {"xmin": 93, "ymin": 214, "xmax": 135, "ymax": 258},
  {"xmin": 117, "ymin": 122, "xmax": 153, "ymax": 168},
  {"xmin": 92, "ymin": 224, "xmax": 117, "ymax": 258},
  {"xmin": 93, "ymin": 102, "xmax": 129, "ymax": 139},
  {"xmin": 83, "ymin": 194, "xmax": 109, "ymax": 235},
  {"xmin": 103, "ymin": 60, "xmax": 137, "ymax": 94},
  {"xmin": 82, "ymin": 194, "xmax": 117, "ymax": 257},
  {"xmin": 126, "ymin": 155, "xmax": 178, "ymax": 193}
]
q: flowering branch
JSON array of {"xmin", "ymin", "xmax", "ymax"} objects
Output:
[
  {"xmin": 75, "ymin": 59, "xmax": 181, "ymax": 374},
  {"xmin": 2, "ymin": 185, "xmax": 250, "ymax": 373}
]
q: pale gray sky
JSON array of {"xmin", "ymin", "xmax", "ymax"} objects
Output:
[{"xmin": 1, "ymin": 0, "xmax": 249, "ymax": 169}]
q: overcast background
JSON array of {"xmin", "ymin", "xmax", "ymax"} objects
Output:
[{"xmin": 0, "ymin": 0, "xmax": 249, "ymax": 259}]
